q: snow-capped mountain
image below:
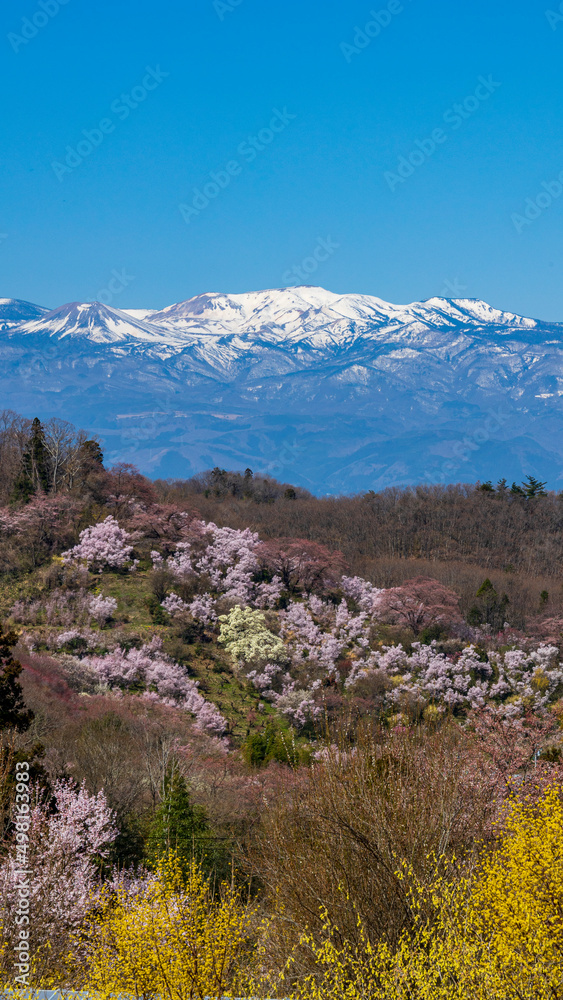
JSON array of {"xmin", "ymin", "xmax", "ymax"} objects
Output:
[
  {"xmin": 0, "ymin": 297, "xmax": 49, "ymax": 328},
  {"xmin": 1, "ymin": 286, "xmax": 562, "ymax": 493}
]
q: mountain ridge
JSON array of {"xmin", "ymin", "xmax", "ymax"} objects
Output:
[{"xmin": 1, "ymin": 286, "xmax": 561, "ymax": 493}]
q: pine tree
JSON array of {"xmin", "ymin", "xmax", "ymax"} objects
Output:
[
  {"xmin": 147, "ymin": 765, "xmax": 210, "ymax": 870},
  {"xmin": 79, "ymin": 439, "xmax": 104, "ymax": 470},
  {"xmin": 0, "ymin": 624, "xmax": 34, "ymax": 731},
  {"xmin": 467, "ymin": 578, "xmax": 510, "ymax": 630},
  {"xmin": 11, "ymin": 417, "xmax": 51, "ymax": 503},
  {"xmin": 522, "ymin": 474, "xmax": 547, "ymax": 498}
]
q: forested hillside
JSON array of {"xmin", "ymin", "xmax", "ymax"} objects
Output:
[{"xmin": 1, "ymin": 410, "xmax": 563, "ymax": 995}]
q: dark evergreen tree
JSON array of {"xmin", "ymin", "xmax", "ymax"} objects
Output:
[
  {"xmin": 146, "ymin": 765, "xmax": 210, "ymax": 869},
  {"xmin": 78, "ymin": 439, "xmax": 104, "ymax": 470},
  {"xmin": 467, "ymin": 578, "xmax": 510, "ymax": 630},
  {"xmin": 0, "ymin": 624, "xmax": 34, "ymax": 731},
  {"xmin": 522, "ymin": 474, "xmax": 547, "ymax": 498},
  {"xmin": 510, "ymin": 481, "xmax": 525, "ymax": 497},
  {"xmin": 241, "ymin": 721, "xmax": 299, "ymax": 767},
  {"xmin": 11, "ymin": 417, "xmax": 50, "ymax": 503}
]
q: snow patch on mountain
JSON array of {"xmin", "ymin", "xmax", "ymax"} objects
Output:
[{"xmin": 0, "ymin": 286, "xmax": 561, "ymax": 492}]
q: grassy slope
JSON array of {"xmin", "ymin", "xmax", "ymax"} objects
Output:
[{"xmin": 0, "ymin": 562, "xmax": 280, "ymax": 743}]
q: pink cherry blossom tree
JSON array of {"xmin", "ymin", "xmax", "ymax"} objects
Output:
[
  {"xmin": 62, "ymin": 515, "xmax": 135, "ymax": 571},
  {"xmin": 375, "ymin": 576, "xmax": 463, "ymax": 635},
  {"xmin": 0, "ymin": 780, "xmax": 117, "ymax": 981}
]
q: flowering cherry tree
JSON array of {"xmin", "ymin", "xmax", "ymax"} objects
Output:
[
  {"xmin": 88, "ymin": 594, "xmax": 118, "ymax": 625},
  {"xmin": 83, "ymin": 637, "xmax": 227, "ymax": 734},
  {"xmin": 162, "ymin": 592, "xmax": 217, "ymax": 626},
  {"xmin": 340, "ymin": 575, "xmax": 385, "ymax": 613},
  {"xmin": 0, "ymin": 780, "xmax": 117, "ymax": 977},
  {"xmin": 62, "ymin": 516, "xmax": 135, "ymax": 572},
  {"xmin": 256, "ymin": 538, "xmax": 347, "ymax": 595},
  {"xmin": 375, "ymin": 576, "xmax": 463, "ymax": 635}
]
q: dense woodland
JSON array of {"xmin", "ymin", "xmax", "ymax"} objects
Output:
[{"xmin": 1, "ymin": 410, "xmax": 563, "ymax": 997}]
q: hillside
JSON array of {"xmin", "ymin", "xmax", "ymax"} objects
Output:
[{"xmin": 2, "ymin": 412, "xmax": 563, "ymax": 993}]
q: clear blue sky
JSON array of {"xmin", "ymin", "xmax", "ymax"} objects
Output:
[{"xmin": 2, "ymin": 0, "xmax": 563, "ymax": 320}]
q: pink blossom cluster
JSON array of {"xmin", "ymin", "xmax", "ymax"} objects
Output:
[
  {"xmin": 245, "ymin": 659, "xmax": 324, "ymax": 727},
  {"xmin": 83, "ymin": 637, "xmax": 227, "ymax": 734},
  {"xmin": 0, "ymin": 493, "xmax": 81, "ymax": 540},
  {"xmin": 161, "ymin": 591, "xmax": 189, "ymax": 615},
  {"xmin": 340, "ymin": 575, "xmax": 385, "ymax": 613},
  {"xmin": 0, "ymin": 780, "xmax": 117, "ymax": 945},
  {"xmin": 343, "ymin": 640, "xmax": 563, "ymax": 715},
  {"xmin": 162, "ymin": 591, "xmax": 217, "ymax": 625},
  {"xmin": 254, "ymin": 575, "xmax": 284, "ymax": 609},
  {"xmin": 56, "ymin": 628, "xmax": 100, "ymax": 651},
  {"xmin": 155, "ymin": 521, "xmax": 282, "ymax": 608},
  {"xmin": 269, "ymin": 678, "xmax": 323, "ymax": 728},
  {"xmin": 196, "ymin": 524, "xmax": 260, "ymax": 602},
  {"xmin": 62, "ymin": 516, "xmax": 135, "ymax": 571},
  {"xmin": 88, "ymin": 593, "xmax": 118, "ymax": 625},
  {"xmin": 488, "ymin": 644, "xmax": 563, "ymax": 713},
  {"xmin": 187, "ymin": 593, "xmax": 217, "ymax": 625},
  {"xmin": 11, "ymin": 589, "xmax": 90, "ymax": 627},
  {"xmin": 280, "ymin": 597, "xmax": 368, "ymax": 676},
  {"xmin": 246, "ymin": 661, "xmax": 284, "ymax": 694},
  {"xmin": 11, "ymin": 597, "xmax": 47, "ymax": 625},
  {"xmin": 239, "ymin": 594, "xmax": 372, "ymax": 727}
]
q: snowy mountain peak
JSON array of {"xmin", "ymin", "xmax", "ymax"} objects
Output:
[
  {"xmin": 0, "ymin": 298, "xmax": 49, "ymax": 327},
  {"xmin": 16, "ymin": 301, "xmax": 180, "ymax": 345},
  {"xmin": 3, "ymin": 288, "xmax": 546, "ymax": 348},
  {"xmin": 2, "ymin": 284, "xmax": 561, "ymax": 493}
]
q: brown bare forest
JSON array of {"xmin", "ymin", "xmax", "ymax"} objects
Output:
[
  {"xmin": 0, "ymin": 410, "xmax": 561, "ymax": 624},
  {"xmin": 156, "ymin": 468, "xmax": 563, "ymax": 624}
]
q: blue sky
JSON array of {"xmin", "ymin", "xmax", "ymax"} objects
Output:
[{"xmin": 2, "ymin": 0, "xmax": 563, "ymax": 319}]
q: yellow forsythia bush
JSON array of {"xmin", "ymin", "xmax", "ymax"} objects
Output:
[
  {"xmin": 285, "ymin": 785, "xmax": 563, "ymax": 1000},
  {"xmin": 81, "ymin": 856, "xmax": 259, "ymax": 1000}
]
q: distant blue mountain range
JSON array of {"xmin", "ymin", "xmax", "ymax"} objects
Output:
[{"xmin": 1, "ymin": 286, "xmax": 561, "ymax": 493}]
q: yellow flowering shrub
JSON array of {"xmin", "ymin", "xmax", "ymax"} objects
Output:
[
  {"xmin": 81, "ymin": 856, "xmax": 259, "ymax": 1000},
  {"xmin": 282, "ymin": 785, "xmax": 563, "ymax": 1000}
]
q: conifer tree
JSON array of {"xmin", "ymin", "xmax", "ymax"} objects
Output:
[
  {"xmin": 146, "ymin": 765, "xmax": 210, "ymax": 870},
  {"xmin": 467, "ymin": 578, "xmax": 510, "ymax": 630},
  {"xmin": 0, "ymin": 624, "xmax": 34, "ymax": 731},
  {"xmin": 11, "ymin": 417, "xmax": 50, "ymax": 503}
]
